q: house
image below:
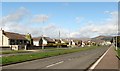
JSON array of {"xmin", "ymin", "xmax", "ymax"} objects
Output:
[
  {"xmin": 70, "ymin": 39, "xmax": 82, "ymax": 47},
  {"xmin": 53, "ymin": 39, "xmax": 60, "ymax": 44},
  {"xmin": 33, "ymin": 36, "xmax": 55, "ymax": 46},
  {"xmin": 59, "ymin": 39, "xmax": 82, "ymax": 47},
  {"xmin": 0, "ymin": 29, "xmax": 28, "ymax": 50},
  {"xmin": 83, "ymin": 40, "xmax": 92, "ymax": 46},
  {"xmin": 91, "ymin": 39, "xmax": 106, "ymax": 46},
  {"xmin": 33, "ymin": 37, "xmax": 41, "ymax": 46},
  {"xmin": 104, "ymin": 41, "xmax": 112, "ymax": 45},
  {"xmin": 81, "ymin": 41, "xmax": 85, "ymax": 47},
  {"xmin": 60, "ymin": 39, "xmax": 69, "ymax": 44}
]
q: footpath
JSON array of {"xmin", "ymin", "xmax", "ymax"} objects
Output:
[{"xmin": 94, "ymin": 46, "xmax": 120, "ymax": 70}]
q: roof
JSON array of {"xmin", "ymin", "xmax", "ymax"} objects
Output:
[
  {"xmin": 91, "ymin": 39, "xmax": 105, "ymax": 43},
  {"xmin": 43, "ymin": 37, "xmax": 55, "ymax": 43},
  {"xmin": 61, "ymin": 39, "xmax": 69, "ymax": 43},
  {"xmin": 53, "ymin": 39, "xmax": 60, "ymax": 42},
  {"xmin": 33, "ymin": 37, "xmax": 41, "ymax": 41},
  {"xmin": 73, "ymin": 40, "xmax": 82, "ymax": 42},
  {"xmin": 4, "ymin": 32, "xmax": 27, "ymax": 40},
  {"xmin": 33, "ymin": 37, "xmax": 55, "ymax": 43}
]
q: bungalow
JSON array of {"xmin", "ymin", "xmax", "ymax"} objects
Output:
[
  {"xmin": 0, "ymin": 29, "xmax": 28, "ymax": 50},
  {"xmin": 59, "ymin": 39, "xmax": 82, "ymax": 47},
  {"xmin": 60, "ymin": 39, "xmax": 69, "ymax": 44},
  {"xmin": 70, "ymin": 39, "xmax": 82, "ymax": 47},
  {"xmin": 33, "ymin": 36, "xmax": 55, "ymax": 46},
  {"xmin": 83, "ymin": 40, "xmax": 92, "ymax": 46},
  {"xmin": 53, "ymin": 39, "xmax": 60, "ymax": 44},
  {"xmin": 91, "ymin": 39, "xmax": 106, "ymax": 46}
]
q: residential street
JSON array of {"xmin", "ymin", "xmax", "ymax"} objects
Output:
[{"xmin": 2, "ymin": 46, "xmax": 109, "ymax": 69}]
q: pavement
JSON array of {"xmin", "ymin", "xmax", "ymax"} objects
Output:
[
  {"xmin": 2, "ymin": 46, "xmax": 109, "ymax": 70},
  {"xmin": 94, "ymin": 46, "xmax": 120, "ymax": 70}
]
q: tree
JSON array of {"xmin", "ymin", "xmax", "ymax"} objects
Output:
[
  {"xmin": 25, "ymin": 33, "xmax": 33, "ymax": 45},
  {"xmin": 112, "ymin": 36, "xmax": 120, "ymax": 48},
  {"xmin": 117, "ymin": 36, "xmax": 120, "ymax": 48}
]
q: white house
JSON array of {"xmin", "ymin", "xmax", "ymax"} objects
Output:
[
  {"xmin": 33, "ymin": 37, "xmax": 55, "ymax": 46},
  {"xmin": 71, "ymin": 40, "xmax": 76, "ymax": 46},
  {"xmin": 0, "ymin": 29, "xmax": 28, "ymax": 50}
]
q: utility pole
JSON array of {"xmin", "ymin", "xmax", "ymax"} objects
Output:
[
  {"xmin": 42, "ymin": 16, "xmax": 45, "ymax": 49},
  {"xmin": 113, "ymin": 36, "xmax": 117, "ymax": 50},
  {"xmin": 59, "ymin": 30, "xmax": 60, "ymax": 48},
  {"xmin": 68, "ymin": 31, "xmax": 71, "ymax": 48},
  {"xmin": 42, "ymin": 35, "xmax": 44, "ymax": 49},
  {"xmin": 115, "ymin": 36, "xmax": 117, "ymax": 50}
]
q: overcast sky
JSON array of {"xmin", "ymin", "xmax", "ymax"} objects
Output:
[{"xmin": 0, "ymin": 2, "xmax": 118, "ymax": 38}]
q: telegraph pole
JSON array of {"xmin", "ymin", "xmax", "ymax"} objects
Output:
[
  {"xmin": 42, "ymin": 35, "xmax": 44, "ymax": 49},
  {"xmin": 113, "ymin": 36, "xmax": 117, "ymax": 50},
  {"xmin": 59, "ymin": 30, "xmax": 60, "ymax": 48},
  {"xmin": 115, "ymin": 36, "xmax": 117, "ymax": 50},
  {"xmin": 42, "ymin": 16, "xmax": 45, "ymax": 49}
]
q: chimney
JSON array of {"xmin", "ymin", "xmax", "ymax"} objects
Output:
[
  {"xmin": 0, "ymin": 28, "xmax": 4, "ymax": 46},
  {"xmin": 0, "ymin": 28, "xmax": 4, "ymax": 34}
]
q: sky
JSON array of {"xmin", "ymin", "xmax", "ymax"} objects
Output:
[{"xmin": 0, "ymin": 2, "xmax": 118, "ymax": 38}]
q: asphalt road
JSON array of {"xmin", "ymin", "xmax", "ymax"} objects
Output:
[{"xmin": 2, "ymin": 46, "xmax": 109, "ymax": 69}]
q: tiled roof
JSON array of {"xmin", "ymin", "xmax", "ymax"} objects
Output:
[
  {"xmin": 4, "ymin": 31, "xmax": 27, "ymax": 40},
  {"xmin": 33, "ymin": 37, "xmax": 55, "ymax": 43},
  {"xmin": 91, "ymin": 39, "xmax": 105, "ymax": 43},
  {"xmin": 43, "ymin": 37, "xmax": 55, "ymax": 43},
  {"xmin": 33, "ymin": 37, "xmax": 41, "ymax": 41}
]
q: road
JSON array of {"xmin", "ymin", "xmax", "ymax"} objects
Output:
[{"xmin": 2, "ymin": 46, "xmax": 109, "ymax": 70}]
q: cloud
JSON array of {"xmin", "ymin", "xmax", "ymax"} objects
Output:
[
  {"xmin": 41, "ymin": 24, "xmax": 69, "ymax": 38},
  {"xmin": 1, "ymin": 7, "xmax": 118, "ymax": 39},
  {"xmin": 31, "ymin": 14, "xmax": 49, "ymax": 23},
  {"xmin": 104, "ymin": 11, "xmax": 110, "ymax": 14},
  {"xmin": 1, "ymin": 7, "xmax": 28, "ymax": 25},
  {"xmin": 43, "ymin": 24, "xmax": 57, "ymax": 30},
  {"xmin": 75, "ymin": 17, "xmax": 84, "ymax": 24},
  {"xmin": 70, "ymin": 11, "xmax": 118, "ymax": 38}
]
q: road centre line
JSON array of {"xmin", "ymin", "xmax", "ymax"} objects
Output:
[{"xmin": 46, "ymin": 61, "xmax": 64, "ymax": 68}]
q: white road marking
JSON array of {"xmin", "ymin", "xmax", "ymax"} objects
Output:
[
  {"xmin": 68, "ymin": 59, "xmax": 72, "ymax": 60},
  {"xmin": 88, "ymin": 46, "xmax": 111, "ymax": 71},
  {"xmin": 46, "ymin": 61, "xmax": 64, "ymax": 68}
]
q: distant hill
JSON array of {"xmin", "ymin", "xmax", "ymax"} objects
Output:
[
  {"xmin": 65, "ymin": 37, "xmax": 91, "ymax": 41},
  {"xmin": 92, "ymin": 35, "xmax": 113, "ymax": 41}
]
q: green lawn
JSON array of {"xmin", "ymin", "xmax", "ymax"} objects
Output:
[
  {"xmin": 1, "ymin": 50, "xmax": 31, "ymax": 54},
  {"xmin": 1, "ymin": 46, "xmax": 106, "ymax": 65}
]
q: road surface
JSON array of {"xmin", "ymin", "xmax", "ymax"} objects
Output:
[{"xmin": 2, "ymin": 46, "xmax": 109, "ymax": 70}]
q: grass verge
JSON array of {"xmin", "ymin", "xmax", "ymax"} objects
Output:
[
  {"xmin": 1, "ymin": 46, "xmax": 106, "ymax": 65},
  {"xmin": 1, "ymin": 50, "xmax": 31, "ymax": 54},
  {"xmin": 117, "ymin": 48, "xmax": 120, "ymax": 58}
]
